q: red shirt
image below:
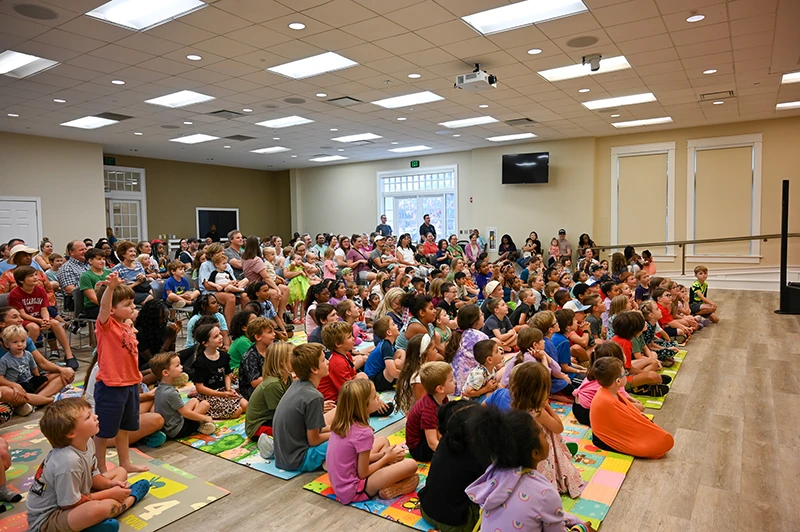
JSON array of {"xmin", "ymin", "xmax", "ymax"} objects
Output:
[
  {"xmin": 611, "ymin": 336, "xmax": 633, "ymax": 369},
  {"xmin": 95, "ymin": 316, "xmax": 141, "ymax": 386},
  {"xmin": 317, "ymin": 351, "xmax": 356, "ymax": 402},
  {"xmin": 405, "ymin": 393, "xmax": 447, "ymax": 451},
  {"xmin": 656, "ymin": 303, "xmax": 673, "ymax": 327},
  {"xmin": 8, "ymin": 285, "xmax": 48, "ymax": 319},
  {"xmin": 423, "ymin": 242, "xmax": 438, "ymax": 255}
]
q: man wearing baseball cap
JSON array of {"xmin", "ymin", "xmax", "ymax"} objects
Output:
[{"xmin": 557, "ymin": 229, "xmax": 572, "ymax": 262}]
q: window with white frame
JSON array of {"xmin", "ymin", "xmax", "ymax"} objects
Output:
[
  {"xmin": 104, "ymin": 166, "xmax": 148, "ymax": 242},
  {"xmin": 378, "ymin": 166, "xmax": 458, "ymax": 241}
]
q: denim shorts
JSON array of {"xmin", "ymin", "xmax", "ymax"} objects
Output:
[{"xmin": 95, "ymin": 382, "xmax": 140, "ymax": 438}]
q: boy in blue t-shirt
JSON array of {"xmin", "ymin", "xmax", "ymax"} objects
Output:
[
  {"xmin": 364, "ymin": 316, "xmax": 400, "ymax": 392},
  {"xmin": 164, "ymin": 260, "xmax": 199, "ymax": 308}
]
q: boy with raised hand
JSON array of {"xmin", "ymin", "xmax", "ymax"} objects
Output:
[
  {"xmin": 150, "ymin": 352, "xmax": 216, "ymax": 439},
  {"xmin": 27, "ymin": 398, "xmax": 151, "ymax": 532}
]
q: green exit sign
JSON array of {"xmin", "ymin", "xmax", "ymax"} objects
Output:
[
  {"xmin": 410, "ymin": 160, "xmax": 420, "ymax": 168},
  {"xmin": 103, "ymin": 156, "xmax": 116, "ymax": 165}
]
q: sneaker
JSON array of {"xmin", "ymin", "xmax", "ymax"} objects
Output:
[
  {"xmin": 172, "ymin": 299, "xmax": 186, "ymax": 308},
  {"xmin": 48, "ymin": 350, "xmax": 62, "ymax": 361},
  {"xmin": 140, "ymin": 431, "xmax": 167, "ymax": 448},
  {"xmin": 198, "ymin": 422, "xmax": 216, "ymax": 435},
  {"xmin": 257, "ymin": 433, "xmax": 274, "ymax": 459},
  {"xmin": 65, "ymin": 357, "xmax": 79, "ymax": 370},
  {"xmin": 661, "ymin": 358, "xmax": 675, "ymax": 368},
  {"xmin": 13, "ymin": 404, "xmax": 33, "ymax": 417},
  {"xmin": 378, "ymin": 473, "xmax": 420, "ymax": 500},
  {"xmin": 81, "ymin": 519, "xmax": 120, "ymax": 532},
  {"xmin": 631, "ymin": 384, "xmax": 670, "ymax": 397},
  {"xmin": 69, "ymin": 322, "xmax": 81, "ymax": 335},
  {"xmin": 659, "ymin": 375, "xmax": 672, "ymax": 385},
  {"xmin": 128, "ymin": 479, "xmax": 152, "ymax": 505},
  {"xmin": 0, "ymin": 486, "xmax": 22, "ymax": 503}
]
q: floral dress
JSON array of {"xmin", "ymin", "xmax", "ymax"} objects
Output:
[
  {"xmin": 451, "ymin": 328, "xmax": 489, "ymax": 395},
  {"xmin": 643, "ymin": 321, "xmax": 678, "ymax": 360},
  {"xmin": 536, "ymin": 424, "xmax": 586, "ymax": 498}
]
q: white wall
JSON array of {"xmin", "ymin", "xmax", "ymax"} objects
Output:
[
  {"xmin": 291, "ymin": 136, "xmax": 596, "ymax": 246},
  {"xmin": 0, "ymin": 132, "xmax": 105, "ymax": 252}
]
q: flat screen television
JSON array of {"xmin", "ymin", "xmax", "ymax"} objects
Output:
[{"xmin": 502, "ymin": 152, "xmax": 549, "ymax": 184}]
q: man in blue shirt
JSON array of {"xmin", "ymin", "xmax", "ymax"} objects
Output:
[{"xmin": 375, "ymin": 215, "xmax": 392, "ymax": 237}]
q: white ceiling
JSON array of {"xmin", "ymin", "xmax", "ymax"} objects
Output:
[{"xmin": 0, "ymin": 0, "xmax": 798, "ymax": 171}]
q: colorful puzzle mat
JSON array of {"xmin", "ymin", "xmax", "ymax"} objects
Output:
[
  {"xmin": 176, "ymin": 390, "xmax": 404, "ymax": 480},
  {"xmin": 304, "ymin": 403, "xmax": 643, "ymax": 531},
  {"xmin": 0, "ymin": 424, "xmax": 229, "ymax": 532},
  {"xmin": 628, "ymin": 350, "xmax": 687, "ymax": 410}
]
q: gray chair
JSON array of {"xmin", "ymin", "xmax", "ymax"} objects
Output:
[
  {"xmin": 0, "ymin": 293, "xmax": 7, "ymax": 308},
  {"xmin": 69, "ymin": 288, "xmax": 98, "ymax": 350},
  {"xmin": 151, "ymin": 280, "xmax": 165, "ymax": 301}
]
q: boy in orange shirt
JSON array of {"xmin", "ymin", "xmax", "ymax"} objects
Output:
[{"xmin": 93, "ymin": 272, "xmax": 149, "ymax": 474}]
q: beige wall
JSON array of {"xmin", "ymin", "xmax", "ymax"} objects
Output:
[
  {"xmin": 594, "ymin": 116, "xmax": 800, "ymax": 269},
  {"xmin": 292, "ymin": 137, "xmax": 596, "ymax": 246},
  {"xmin": 107, "ymin": 154, "xmax": 291, "ymax": 241},
  {"xmin": 0, "ymin": 132, "xmax": 105, "ymax": 252}
]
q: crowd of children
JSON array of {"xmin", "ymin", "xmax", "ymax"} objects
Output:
[{"xmin": 0, "ymin": 230, "xmax": 723, "ymax": 530}]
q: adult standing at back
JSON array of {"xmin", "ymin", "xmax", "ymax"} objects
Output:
[
  {"xmin": 376, "ymin": 215, "xmax": 393, "ymax": 237},
  {"xmin": 205, "ymin": 224, "xmax": 220, "ymax": 242},
  {"xmin": 225, "ymin": 230, "xmax": 245, "ymax": 280},
  {"xmin": 419, "ymin": 214, "xmax": 436, "ymax": 243},
  {"xmin": 557, "ymin": 229, "xmax": 573, "ymax": 262}
]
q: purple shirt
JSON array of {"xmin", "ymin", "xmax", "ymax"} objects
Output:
[
  {"xmin": 346, "ymin": 249, "xmax": 370, "ymax": 276},
  {"xmin": 451, "ymin": 328, "xmax": 489, "ymax": 395},
  {"xmin": 327, "ymin": 423, "xmax": 374, "ymax": 504}
]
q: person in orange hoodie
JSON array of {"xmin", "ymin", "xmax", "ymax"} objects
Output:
[{"xmin": 589, "ymin": 357, "xmax": 674, "ymax": 459}]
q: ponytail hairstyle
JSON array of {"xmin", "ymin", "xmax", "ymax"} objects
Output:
[
  {"xmin": 639, "ymin": 299, "xmax": 658, "ymax": 321},
  {"xmin": 192, "ymin": 293, "xmax": 217, "ymax": 317},
  {"xmin": 608, "ymin": 294, "xmax": 630, "ymax": 317},
  {"xmin": 515, "ymin": 327, "xmax": 543, "ymax": 366},
  {"xmin": 444, "ymin": 304, "xmax": 482, "ymax": 362},
  {"xmin": 509, "ymin": 361, "xmax": 550, "ymax": 413},
  {"xmin": 304, "ymin": 280, "xmax": 331, "ymax": 311},
  {"xmin": 246, "ymin": 280, "xmax": 267, "ymax": 301},
  {"xmin": 330, "ymin": 379, "xmax": 374, "ymax": 437},
  {"xmin": 437, "ymin": 399, "xmax": 481, "ymax": 457},
  {"xmin": 467, "ymin": 406, "xmax": 544, "ymax": 470},
  {"xmin": 193, "ymin": 322, "xmax": 219, "ymax": 358},
  {"xmin": 396, "ymin": 333, "xmax": 430, "ymax": 414},
  {"xmin": 400, "ymin": 291, "xmax": 433, "ymax": 321},
  {"xmin": 586, "ymin": 342, "xmax": 625, "ymax": 382}
]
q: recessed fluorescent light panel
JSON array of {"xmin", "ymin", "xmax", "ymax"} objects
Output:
[
  {"xmin": 256, "ymin": 115, "xmax": 314, "ymax": 129},
  {"xmin": 169, "ymin": 134, "xmax": 219, "ymax": 144},
  {"xmin": 538, "ymin": 56, "xmax": 631, "ymax": 82},
  {"xmin": 781, "ymin": 72, "xmax": 800, "ymax": 84},
  {"xmin": 439, "ymin": 116, "xmax": 499, "ymax": 128},
  {"xmin": 0, "ymin": 50, "xmax": 58, "ymax": 79},
  {"xmin": 582, "ymin": 92, "xmax": 656, "ymax": 110},
  {"xmin": 462, "ymin": 0, "xmax": 588, "ymax": 35},
  {"xmin": 612, "ymin": 117, "xmax": 672, "ymax": 128},
  {"xmin": 60, "ymin": 116, "xmax": 119, "ymax": 129},
  {"xmin": 486, "ymin": 133, "xmax": 538, "ymax": 142},
  {"xmin": 251, "ymin": 146, "xmax": 290, "ymax": 154},
  {"xmin": 145, "ymin": 90, "xmax": 215, "ymax": 108},
  {"xmin": 389, "ymin": 145, "xmax": 432, "ymax": 153},
  {"xmin": 776, "ymin": 101, "xmax": 800, "ymax": 110},
  {"xmin": 268, "ymin": 52, "xmax": 357, "ymax": 79},
  {"xmin": 371, "ymin": 91, "xmax": 444, "ymax": 109},
  {"xmin": 86, "ymin": 0, "xmax": 206, "ymax": 31},
  {"xmin": 332, "ymin": 133, "xmax": 382, "ymax": 143},
  {"xmin": 310, "ymin": 155, "xmax": 348, "ymax": 162}
]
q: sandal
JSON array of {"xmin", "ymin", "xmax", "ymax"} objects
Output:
[{"xmin": 631, "ymin": 384, "xmax": 670, "ymax": 397}]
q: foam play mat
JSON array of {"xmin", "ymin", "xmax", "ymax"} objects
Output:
[
  {"xmin": 175, "ymin": 389, "xmax": 404, "ymax": 480},
  {"xmin": 628, "ymin": 349, "xmax": 687, "ymax": 410},
  {"xmin": 0, "ymin": 424, "xmax": 229, "ymax": 531},
  {"xmin": 304, "ymin": 404, "xmax": 640, "ymax": 530}
]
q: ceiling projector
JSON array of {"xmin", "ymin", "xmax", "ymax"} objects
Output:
[{"xmin": 455, "ymin": 64, "xmax": 497, "ymax": 92}]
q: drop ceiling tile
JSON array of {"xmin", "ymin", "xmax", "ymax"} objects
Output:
[
  {"xmin": 116, "ymin": 33, "xmax": 183, "ymax": 56},
  {"xmin": 260, "ymin": 14, "xmax": 333, "ymax": 38},
  {"xmin": 303, "ymin": 0, "xmax": 378, "ymax": 27},
  {"xmin": 268, "ymin": 40, "xmax": 327, "ymax": 61},
  {"xmin": 591, "ymin": 0, "xmax": 660, "ymax": 26},
  {"xmin": 194, "ymin": 36, "xmax": 258, "ymax": 59},
  {"xmin": 400, "ymin": 47, "xmax": 458, "ymax": 68},
  {"xmin": 180, "ymin": 6, "xmax": 252, "ymax": 34},
  {"xmin": 34, "ymin": 29, "xmax": 106, "ymax": 54},
  {"xmin": 690, "ymin": 73, "xmax": 735, "ymax": 88},
  {"xmin": 89, "ymin": 44, "xmax": 155, "ymax": 66},
  {"xmin": 675, "ymin": 38, "xmax": 730, "ymax": 59},
  {"xmin": 441, "ymin": 37, "xmax": 500, "ymax": 60},
  {"xmin": 204, "ymin": 60, "xmax": 260, "ymax": 77},
  {"xmin": 616, "ymin": 34, "xmax": 675, "ymax": 56},
  {"xmin": 670, "ymin": 23, "xmax": 730, "ymax": 47},
  {"xmin": 732, "ymin": 31, "xmax": 773, "ymax": 50},
  {"xmin": 333, "ymin": 65, "xmax": 382, "ymax": 81},
  {"xmin": 385, "ymin": 1, "xmax": 456, "ymax": 31},
  {"xmin": 171, "ymin": 68, "xmax": 229, "ymax": 85},
  {"xmin": 214, "ymin": 0, "xmax": 294, "ymax": 23},
  {"xmin": 147, "ymin": 22, "xmax": 216, "ymax": 46},
  {"xmin": 685, "ymin": 63, "xmax": 732, "ymax": 79},
  {"xmin": 239, "ymin": 70, "xmax": 287, "ymax": 87},
  {"xmin": 662, "ymin": 4, "xmax": 727, "ymax": 32},
  {"xmin": 65, "ymin": 53, "xmax": 125, "ymax": 74},
  {"xmin": 732, "ymin": 45, "xmax": 772, "ymax": 62},
  {"xmin": 110, "ymin": 66, "xmax": 171, "ymax": 83},
  {"xmin": 604, "ymin": 17, "xmax": 668, "ymax": 43},
  {"xmin": 374, "ymin": 33, "xmax": 435, "ymax": 55},
  {"xmin": 13, "ymin": 40, "xmax": 82, "ymax": 63},
  {"xmin": 537, "ymin": 12, "xmax": 601, "ymax": 39},
  {"xmin": 727, "ymin": 0, "xmax": 778, "ymax": 20},
  {"xmin": 23, "ymin": 71, "xmax": 84, "ymax": 89},
  {"xmin": 680, "ymin": 51, "xmax": 733, "ymax": 70},
  {"xmin": 47, "ymin": 63, "xmax": 103, "ymax": 82},
  {"xmin": 299, "ymin": 29, "xmax": 364, "ymax": 51},
  {"xmin": 56, "ymin": 15, "xmax": 133, "ymax": 43},
  {"xmin": 213, "ymin": 78, "xmax": 264, "ymax": 93},
  {"xmin": 137, "ymin": 57, "xmax": 196, "ymax": 75},
  {"xmin": 338, "ymin": 43, "xmax": 394, "ymax": 63},
  {"xmin": 224, "ymin": 26, "xmax": 291, "ymax": 49}
]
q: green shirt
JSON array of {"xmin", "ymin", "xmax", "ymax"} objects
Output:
[
  {"xmin": 78, "ymin": 268, "xmax": 110, "ymax": 309},
  {"xmin": 245, "ymin": 376, "xmax": 292, "ymax": 439},
  {"xmin": 228, "ymin": 336, "xmax": 253, "ymax": 370}
]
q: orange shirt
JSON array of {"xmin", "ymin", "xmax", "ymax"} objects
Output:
[
  {"xmin": 95, "ymin": 316, "xmax": 141, "ymax": 386},
  {"xmin": 589, "ymin": 387, "xmax": 673, "ymax": 459}
]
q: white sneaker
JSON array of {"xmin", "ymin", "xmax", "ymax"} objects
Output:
[
  {"xmin": 258, "ymin": 433, "xmax": 274, "ymax": 459},
  {"xmin": 14, "ymin": 404, "xmax": 33, "ymax": 417},
  {"xmin": 198, "ymin": 422, "xmax": 216, "ymax": 435},
  {"xmin": 172, "ymin": 299, "xmax": 187, "ymax": 308}
]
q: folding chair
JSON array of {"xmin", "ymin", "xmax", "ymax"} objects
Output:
[{"xmin": 69, "ymin": 289, "xmax": 98, "ymax": 350}]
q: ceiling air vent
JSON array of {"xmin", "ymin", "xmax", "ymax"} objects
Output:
[
  {"xmin": 327, "ymin": 96, "xmax": 363, "ymax": 107},
  {"xmin": 699, "ymin": 90, "xmax": 735, "ymax": 102},
  {"xmin": 225, "ymin": 135, "xmax": 257, "ymax": 141},
  {"xmin": 504, "ymin": 117, "xmax": 537, "ymax": 127},
  {"xmin": 206, "ymin": 109, "xmax": 245, "ymax": 119},
  {"xmin": 96, "ymin": 112, "xmax": 133, "ymax": 121},
  {"xmin": 351, "ymin": 140, "xmax": 375, "ymax": 146}
]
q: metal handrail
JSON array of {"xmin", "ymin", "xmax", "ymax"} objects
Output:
[{"xmin": 595, "ymin": 233, "xmax": 800, "ymax": 275}]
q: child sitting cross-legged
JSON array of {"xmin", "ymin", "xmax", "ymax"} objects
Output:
[
  {"xmin": 589, "ymin": 357, "xmax": 674, "ymax": 458},
  {"xmin": 465, "ymin": 407, "xmax": 595, "ymax": 532},
  {"xmin": 480, "ymin": 298, "xmax": 518, "ymax": 351},
  {"xmin": 462, "ymin": 340, "xmax": 502, "ymax": 401},
  {"xmin": 405, "ymin": 361, "xmax": 455, "ymax": 462},
  {"xmin": 191, "ymin": 323, "xmax": 248, "ymax": 419},
  {"xmin": 246, "ymin": 342, "xmax": 295, "ymax": 445},
  {"xmin": 363, "ymin": 316, "xmax": 402, "ymax": 392},
  {"xmin": 571, "ymin": 342, "xmax": 644, "ymax": 426},
  {"xmin": 327, "ymin": 379, "xmax": 419, "ymax": 504},
  {"xmin": 150, "ymin": 352, "xmax": 216, "ymax": 438},
  {"xmin": 318, "ymin": 321, "xmax": 369, "ymax": 403},
  {"xmin": 0, "ymin": 325, "xmax": 66, "ymax": 407},
  {"xmin": 501, "ymin": 327, "xmax": 573, "ymax": 401},
  {"xmin": 271, "ymin": 343, "xmax": 336, "ymax": 471},
  {"xmin": 611, "ymin": 311, "xmax": 671, "ymax": 397},
  {"xmin": 163, "ymin": 260, "xmax": 199, "ymax": 309},
  {"xmin": 26, "ymin": 398, "xmax": 152, "ymax": 532},
  {"xmin": 690, "ymin": 265, "xmax": 719, "ymax": 323},
  {"xmin": 336, "ymin": 299, "xmax": 371, "ymax": 346},
  {"xmin": 639, "ymin": 300, "xmax": 679, "ymax": 365},
  {"xmin": 238, "ymin": 318, "xmax": 278, "ymax": 400}
]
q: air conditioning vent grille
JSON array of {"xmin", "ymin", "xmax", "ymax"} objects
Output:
[{"xmin": 207, "ymin": 110, "xmax": 245, "ymax": 119}]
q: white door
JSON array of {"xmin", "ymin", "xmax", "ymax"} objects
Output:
[
  {"xmin": 106, "ymin": 199, "xmax": 142, "ymax": 242},
  {"xmin": 0, "ymin": 199, "xmax": 40, "ymax": 247}
]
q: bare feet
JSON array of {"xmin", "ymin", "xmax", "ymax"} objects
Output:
[{"xmin": 120, "ymin": 462, "xmax": 149, "ymax": 473}]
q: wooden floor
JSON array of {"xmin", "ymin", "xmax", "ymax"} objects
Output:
[{"xmin": 7, "ymin": 289, "xmax": 799, "ymax": 531}]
